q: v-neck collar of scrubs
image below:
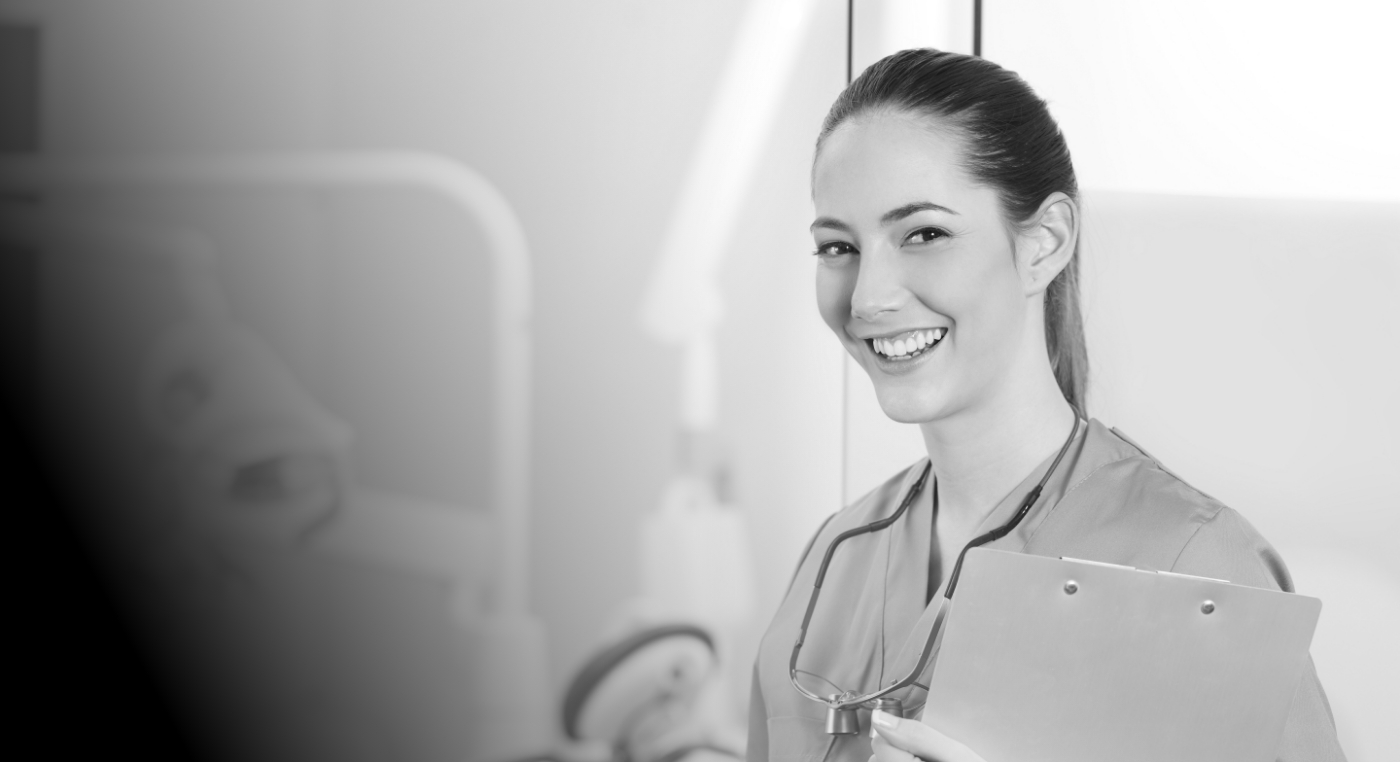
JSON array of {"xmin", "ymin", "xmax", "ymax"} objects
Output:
[{"xmin": 883, "ymin": 419, "xmax": 1094, "ymax": 692}]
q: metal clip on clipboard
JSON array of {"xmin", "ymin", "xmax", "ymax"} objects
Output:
[{"xmin": 919, "ymin": 548, "xmax": 1322, "ymax": 762}]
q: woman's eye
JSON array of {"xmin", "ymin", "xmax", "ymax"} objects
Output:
[
  {"xmin": 813, "ymin": 241, "xmax": 857, "ymax": 258},
  {"xmin": 904, "ymin": 227, "xmax": 949, "ymax": 245}
]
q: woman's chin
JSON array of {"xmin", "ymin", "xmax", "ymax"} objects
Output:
[{"xmin": 873, "ymin": 389, "xmax": 947, "ymax": 425}]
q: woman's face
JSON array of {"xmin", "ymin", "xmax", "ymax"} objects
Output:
[{"xmin": 812, "ymin": 111, "xmax": 1035, "ymax": 424}]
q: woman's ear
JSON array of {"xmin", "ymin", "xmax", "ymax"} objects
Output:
[{"xmin": 1015, "ymin": 192, "xmax": 1079, "ymax": 296}]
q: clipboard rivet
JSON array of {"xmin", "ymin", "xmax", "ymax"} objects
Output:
[
  {"xmin": 1201, "ymin": 601, "xmax": 1216, "ymax": 614},
  {"xmin": 1063, "ymin": 580, "xmax": 1078, "ymax": 595}
]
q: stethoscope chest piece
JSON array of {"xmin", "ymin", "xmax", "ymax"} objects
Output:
[
  {"xmin": 824, "ymin": 697, "xmax": 861, "ymax": 735},
  {"xmin": 871, "ymin": 697, "xmax": 904, "ymax": 718},
  {"xmin": 823, "ymin": 695, "xmax": 904, "ymax": 735}
]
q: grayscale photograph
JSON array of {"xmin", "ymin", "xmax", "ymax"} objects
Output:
[{"xmin": 2, "ymin": 2, "xmax": 1395, "ymax": 762}]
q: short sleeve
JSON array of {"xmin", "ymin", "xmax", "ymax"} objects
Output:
[
  {"xmin": 1171, "ymin": 507, "xmax": 1347, "ymax": 762},
  {"xmin": 751, "ymin": 512, "xmax": 834, "ymax": 762},
  {"xmin": 746, "ymin": 664, "xmax": 768, "ymax": 762},
  {"xmin": 1170, "ymin": 505, "xmax": 1293, "ymax": 591}
]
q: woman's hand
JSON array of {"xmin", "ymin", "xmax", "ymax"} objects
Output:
[{"xmin": 868, "ymin": 710, "xmax": 988, "ymax": 762}]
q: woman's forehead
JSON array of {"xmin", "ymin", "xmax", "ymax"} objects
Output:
[{"xmin": 813, "ymin": 111, "xmax": 987, "ymax": 217}]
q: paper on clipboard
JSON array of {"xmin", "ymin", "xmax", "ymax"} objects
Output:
[{"xmin": 919, "ymin": 548, "xmax": 1321, "ymax": 762}]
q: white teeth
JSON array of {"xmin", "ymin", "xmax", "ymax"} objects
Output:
[{"xmin": 871, "ymin": 328, "xmax": 948, "ymax": 358}]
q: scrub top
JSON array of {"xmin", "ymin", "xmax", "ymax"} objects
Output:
[{"xmin": 748, "ymin": 419, "xmax": 1346, "ymax": 762}]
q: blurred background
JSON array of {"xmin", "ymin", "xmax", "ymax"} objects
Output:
[{"xmin": 1, "ymin": 2, "xmax": 1395, "ymax": 762}]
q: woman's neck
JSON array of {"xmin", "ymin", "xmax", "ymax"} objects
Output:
[{"xmin": 919, "ymin": 358, "xmax": 1077, "ymax": 532}]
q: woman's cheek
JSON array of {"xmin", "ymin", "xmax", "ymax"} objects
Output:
[
  {"xmin": 814, "ymin": 263, "xmax": 856, "ymax": 337},
  {"xmin": 958, "ymin": 269, "xmax": 1030, "ymax": 381}
]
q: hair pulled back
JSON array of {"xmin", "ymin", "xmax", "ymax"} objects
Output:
[{"xmin": 817, "ymin": 48, "xmax": 1088, "ymax": 415}]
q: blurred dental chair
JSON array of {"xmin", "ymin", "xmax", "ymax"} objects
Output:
[
  {"xmin": 0, "ymin": 152, "xmax": 546, "ymax": 762},
  {"xmin": 569, "ymin": 624, "xmax": 740, "ymax": 762},
  {"xmin": 505, "ymin": 622, "xmax": 740, "ymax": 762},
  {"xmin": 510, "ymin": 463, "xmax": 751, "ymax": 762}
]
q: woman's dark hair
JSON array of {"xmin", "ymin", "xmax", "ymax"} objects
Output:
[{"xmin": 816, "ymin": 48, "xmax": 1088, "ymax": 415}]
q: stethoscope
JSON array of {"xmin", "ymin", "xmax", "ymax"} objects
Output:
[{"xmin": 788, "ymin": 417, "xmax": 1082, "ymax": 735}]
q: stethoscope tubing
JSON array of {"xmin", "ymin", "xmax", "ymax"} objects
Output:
[{"xmin": 789, "ymin": 417, "xmax": 1083, "ymax": 712}]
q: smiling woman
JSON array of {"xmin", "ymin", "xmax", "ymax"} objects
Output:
[
  {"xmin": 811, "ymin": 111, "xmax": 1077, "ymax": 428},
  {"xmin": 747, "ymin": 49, "xmax": 1346, "ymax": 762}
]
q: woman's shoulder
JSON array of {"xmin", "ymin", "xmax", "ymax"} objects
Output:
[
  {"xmin": 1075, "ymin": 421, "xmax": 1229, "ymax": 519},
  {"xmin": 1035, "ymin": 421, "xmax": 1294, "ymax": 592},
  {"xmin": 838, "ymin": 457, "xmax": 929, "ymax": 526},
  {"xmin": 782, "ymin": 458, "xmax": 927, "ymax": 594}
]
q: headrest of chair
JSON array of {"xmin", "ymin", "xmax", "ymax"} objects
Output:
[{"xmin": 562, "ymin": 623, "xmax": 716, "ymax": 742}]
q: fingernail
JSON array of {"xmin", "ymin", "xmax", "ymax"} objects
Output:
[{"xmin": 871, "ymin": 710, "xmax": 898, "ymax": 730}]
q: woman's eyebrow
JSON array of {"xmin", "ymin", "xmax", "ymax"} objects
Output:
[
  {"xmin": 881, "ymin": 201, "xmax": 959, "ymax": 222},
  {"xmin": 809, "ymin": 216, "xmax": 851, "ymax": 234},
  {"xmin": 810, "ymin": 201, "xmax": 960, "ymax": 233}
]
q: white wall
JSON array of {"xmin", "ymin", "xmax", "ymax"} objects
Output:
[{"xmin": 986, "ymin": 0, "xmax": 1400, "ymax": 203}]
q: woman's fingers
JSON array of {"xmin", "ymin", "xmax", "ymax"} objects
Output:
[
  {"xmin": 870, "ymin": 732, "xmax": 920, "ymax": 762},
  {"xmin": 868, "ymin": 710, "xmax": 987, "ymax": 762}
]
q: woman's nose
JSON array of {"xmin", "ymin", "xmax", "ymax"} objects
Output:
[{"xmin": 849, "ymin": 249, "xmax": 906, "ymax": 321}]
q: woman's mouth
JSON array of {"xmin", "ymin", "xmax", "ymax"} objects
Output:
[{"xmin": 866, "ymin": 327, "xmax": 948, "ymax": 362}]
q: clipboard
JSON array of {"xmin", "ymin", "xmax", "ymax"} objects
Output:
[{"xmin": 919, "ymin": 548, "xmax": 1321, "ymax": 762}]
